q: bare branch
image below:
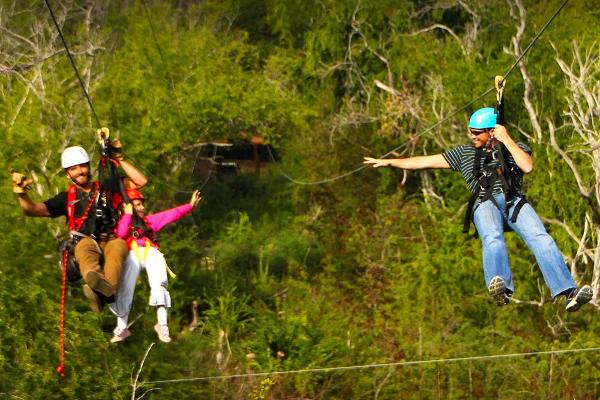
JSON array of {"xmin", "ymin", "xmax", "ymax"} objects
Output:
[
  {"xmin": 504, "ymin": 0, "xmax": 543, "ymax": 141},
  {"xmin": 546, "ymin": 118, "xmax": 591, "ymax": 198},
  {"xmin": 406, "ymin": 24, "xmax": 466, "ymax": 55},
  {"xmin": 457, "ymin": 0, "xmax": 481, "ymax": 53},
  {"xmin": 511, "ymin": 278, "xmax": 545, "ymax": 306},
  {"xmin": 374, "ymin": 80, "xmax": 401, "ymax": 97},
  {"xmin": 131, "ymin": 343, "xmax": 156, "ymax": 400}
]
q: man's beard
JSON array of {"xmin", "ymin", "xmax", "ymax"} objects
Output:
[{"xmin": 72, "ymin": 173, "xmax": 91, "ymax": 186}]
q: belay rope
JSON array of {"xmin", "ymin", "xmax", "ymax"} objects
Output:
[
  {"xmin": 56, "ymin": 182, "xmax": 100, "ymax": 376},
  {"xmin": 56, "ymin": 251, "xmax": 68, "ymax": 376}
]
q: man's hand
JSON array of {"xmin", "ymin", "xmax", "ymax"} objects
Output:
[
  {"xmin": 108, "ymin": 139, "xmax": 124, "ymax": 162},
  {"xmin": 490, "ymin": 124, "xmax": 511, "ymax": 144},
  {"xmin": 11, "ymin": 170, "xmax": 32, "ymax": 194},
  {"xmin": 363, "ymin": 157, "xmax": 390, "ymax": 168}
]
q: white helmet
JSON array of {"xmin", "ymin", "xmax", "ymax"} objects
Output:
[{"xmin": 61, "ymin": 146, "xmax": 90, "ymax": 169}]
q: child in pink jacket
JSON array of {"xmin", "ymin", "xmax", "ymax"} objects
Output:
[{"xmin": 109, "ymin": 189, "xmax": 201, "ymax": 343}]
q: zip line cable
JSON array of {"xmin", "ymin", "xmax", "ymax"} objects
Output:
[
  {"xmin": 266, "ymin": 0, "xmax": 570, "ymax": 186},
  {"xmin": 141, "ymin": 0, "xmax": 181, "ymax": 99},
  {"xmin": 136, "ymin": 0, "xmax": 207, "ymax": 195},
  {"xmin": 194, "ymin": 143, "xmax": 219, "ymax": 191},
  {"xmin": 141, "ymin": 346, "xmax": 600, "ymax": 385},
  {"xmin": 503, "ymin": 0, "xmax": 569, "ymax": 78},
  {"xmin": 43, "ymin": 0, "xmax": 570, "ymax": 191},
  {"xmin": 127, "ymin": 0, "xmax": 569, "ymax": 189},
  {"xmin": 265, "ymin": 87, "xmax": 495, "ymax": 185},
  {"xmin": 44, "ymin": 0, "xmax": 102, "ymax": 128},
  {"xmin": 141, "ymin": 0, "xmax": 166, "ymax": 64},
  {"xmin": 45, "ymin": 0, "xmax": 194, "ymax": 196}
]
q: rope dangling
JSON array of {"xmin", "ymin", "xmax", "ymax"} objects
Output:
[{"xmin": 56, "ymin": 249, "xmax": 69, "ymax": 378}]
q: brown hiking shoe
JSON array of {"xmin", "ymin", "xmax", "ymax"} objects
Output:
[
  {"xmin": 83, "ymin": 284, "xmax": 103, "ymax": 313},
  {"xmin": 85, "ymin": 270, "xmax": 115, "ymax": 297}
]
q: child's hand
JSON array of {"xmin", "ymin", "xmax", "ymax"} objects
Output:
[
  {"xmin": 189, "ymin": 190, "xmax": 202, "ymax": 207},
  {"xmin": 123, "ymin": 203, "xmax": 133, "ymax": 214}
]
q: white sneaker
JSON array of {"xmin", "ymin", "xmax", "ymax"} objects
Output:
[
  {"xmin": 154, "ymin": 324, "xmax": 171, "ymax": 343},
  {"xmin": 110, "ymin": 328, "xmax": 131, "ymax": 343},
  {"xmin": 565, "ymin": 285, "xmax": 593, "ymax": 312}
]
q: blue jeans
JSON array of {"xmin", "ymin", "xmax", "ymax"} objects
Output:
[{"xmin": 473, "ymin": 194, "xmax": 576, "ymax": 298}]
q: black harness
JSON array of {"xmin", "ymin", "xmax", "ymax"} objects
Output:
[
  {"xmin": 462, "ymin": 143, "xmax": 528, "ymax": 235},
  {"xmin": 463, "ymin": 76, "xmax": 530, "ymax": 235},
  {"xmin": 131, "ymin": 214, "xmax": 159, "ymax": 245}
]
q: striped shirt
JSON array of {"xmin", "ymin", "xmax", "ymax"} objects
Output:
[{"xmin": 442, "ymin": 143, "xmax": 531, "ymax": 197}]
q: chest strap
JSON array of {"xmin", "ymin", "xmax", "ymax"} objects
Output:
[
  {"xmin": 67, "ymin": 182, "xmax": 100, "ymax": 232},
  {"xmin": 462, "ymin": 147, "xmax": 527, "ymax": 235}
]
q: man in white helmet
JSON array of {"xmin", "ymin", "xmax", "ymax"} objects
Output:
[{"xmin": 12, "ymin": 134, "xmax": 147, "ymax": 312}]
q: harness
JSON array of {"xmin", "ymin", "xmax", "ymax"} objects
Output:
[
  {"xmin": 127, "ymin": 222, "xmax": 176, "ymax": 279},
  {"xmin": 66, "ymin": 182, "xmax": 100, "ymax": 231},
  {"xmin": 131, "ymin": 216, "xmax": 158, "ymax": 244},
  {"xmin": 462, "ymin": 144, "xmax": 528, "ymax": 235},
  {"xmin": 463, "ymin": 75, "xmax": 528, "ymax": 235},
  {"xmin": 61, "ymin": 182, "xmax": 100, "ymax": 283}
]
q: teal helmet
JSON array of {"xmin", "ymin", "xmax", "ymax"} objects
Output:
[{"xmin": 468, "ymin": 107, "xmax": 497, "ymax": 129}]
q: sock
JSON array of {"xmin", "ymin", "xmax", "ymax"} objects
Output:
[
  {"xmin": 117, "ymin": 315, "xmax": 128, "ymax": 331},
  {"xmin": 157, "ymin": 306, "xmax": 168, "ymax": 326}
]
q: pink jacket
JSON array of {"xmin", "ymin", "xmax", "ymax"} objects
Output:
[{"xmin": 115, "ymin": 204, "xmax": 193, "ymax": 248}]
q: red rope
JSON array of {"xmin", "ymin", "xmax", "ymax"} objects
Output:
[
  {"xmin": 57, "ymin": 182, "xmax": 100, "ymax": 378},
  {"xmin": 56, "ymin": 250, "xmax": 68, "ymax": 377}
]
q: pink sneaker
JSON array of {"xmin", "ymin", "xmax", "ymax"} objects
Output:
[
  {"xmin": 154, "ymin": 324, "xmax": 171, "ymax": 343},
  {"xmin": 110, "ymin": 328, "xmax": 131, "ymax": 343}
]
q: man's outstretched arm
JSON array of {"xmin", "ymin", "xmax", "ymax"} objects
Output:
[{"xmin": 363, "ymin": 154, "xmax": 450, "ymax": 170}]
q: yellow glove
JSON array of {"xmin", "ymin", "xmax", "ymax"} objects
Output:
[
  {"xmin": 97, "ymin": 127, "xmax": 110, "ymax": 141},
  {"xmin": 11, "ymin": 170, "xmax": 32, "ymax": 194}
]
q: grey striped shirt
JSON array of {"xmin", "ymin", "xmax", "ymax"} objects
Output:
[{"xmin": 442, "ymin": 143, "xmax": 531, "ymax": 196}]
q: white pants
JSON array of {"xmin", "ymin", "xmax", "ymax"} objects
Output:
[{"xmin": 109, "ymin": 247, "xmax": 171, "ymax": 318}]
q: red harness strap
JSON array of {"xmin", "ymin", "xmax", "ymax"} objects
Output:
[
  {"xmin": 67, "ymin": 182, "xmax": 99, "ymax": 230},
  {"xmin": 57, "ymin": 182, "xmax": 99, "ymax": 377}
]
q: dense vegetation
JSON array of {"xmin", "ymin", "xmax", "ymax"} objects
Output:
[{"xmin": 0, "ymin": 0, "xmax": 598, "ymax": 398}]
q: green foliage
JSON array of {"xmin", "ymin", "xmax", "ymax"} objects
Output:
[{"xmin": 0, "ymin": 0, "xmax": 599, "ymax": 398}]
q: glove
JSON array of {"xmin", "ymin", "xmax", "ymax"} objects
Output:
[
  {"xmin": 108, "ymin": 139, "xmax": 123, "ymax": 162},
  {"xmin": 97, "ymin": 127, "xmax": 110, "ymax": 140},
  {"xmin": 11, "ymin": 171, "xmax": 32, "ymax": 194}
]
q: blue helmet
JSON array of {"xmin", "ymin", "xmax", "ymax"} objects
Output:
[{"xmin": 468, "ymin": 107, "xmax": 497, "ymax": 129}]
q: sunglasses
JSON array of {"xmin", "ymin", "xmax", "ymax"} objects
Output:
[{"xmin": 469, "ymin": 129, "xmax": 489, "ymax": 136}]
